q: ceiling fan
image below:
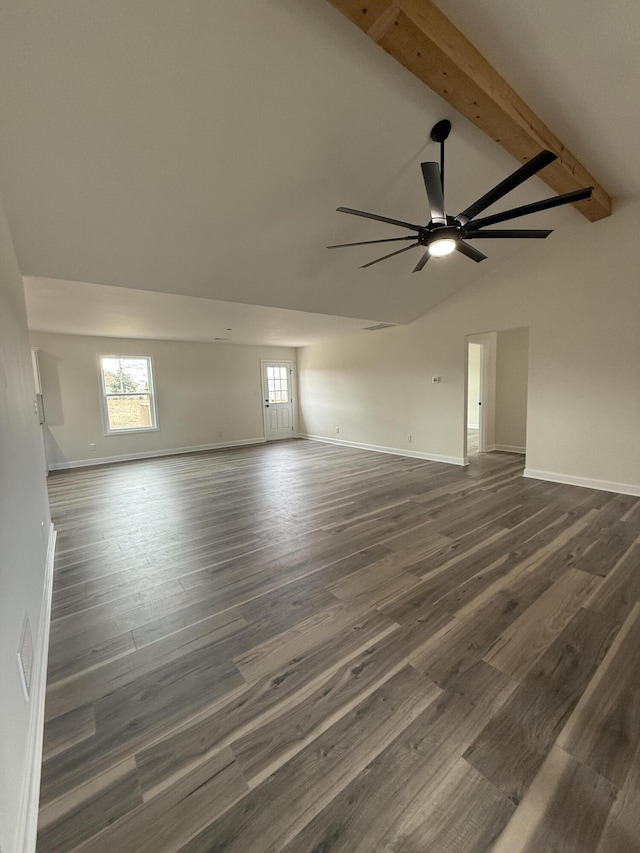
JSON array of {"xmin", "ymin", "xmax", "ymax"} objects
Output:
[{"xmin": 328, "ymin": 120, "xmax": 593, "ymax": 272}]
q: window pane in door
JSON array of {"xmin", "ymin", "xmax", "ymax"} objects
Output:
[{"xmin": 266, "ymin": 366, "xmax": 289, "ymax": 403}]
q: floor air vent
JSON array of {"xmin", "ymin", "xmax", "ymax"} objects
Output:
[
  {"xmin": 363, "ymin": 323, "xmax": 396, "ymax": 331},
  {"xmin": 17, "ymin": 613, "xmax": 34, "ymax": 700}
]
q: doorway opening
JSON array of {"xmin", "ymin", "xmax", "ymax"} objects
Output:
[{"xmin": 464, "ymin": 328, "xmax": 529, "ymax": 463}]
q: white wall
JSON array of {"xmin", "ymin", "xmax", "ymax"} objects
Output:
[
  {"xmin": 298, "ymin": 200, "xmax": 640, "ymax": 493},
  {"xmin": 495, "ymin": 327, "xmax": 529, "ymax": 451},
  {"xmin": 0, "ymin": 195, "xmax": 52, "ymax": 852},
  {"xmin": 28, "ymin": 333, "xmax": 297, "ymax": 467}
]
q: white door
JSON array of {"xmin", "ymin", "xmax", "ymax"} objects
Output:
[
  {"xmin": 261, "ymin": 361, "xmax": 295, "ymax": 441},
  {"xmin": 466, "ymin": 341, "xmax": 487, "ymax": 456}
]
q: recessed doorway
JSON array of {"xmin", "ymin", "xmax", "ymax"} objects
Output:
[{"xmin": 464, "ymin": 328, "xmax": 529, "ymax": 462}]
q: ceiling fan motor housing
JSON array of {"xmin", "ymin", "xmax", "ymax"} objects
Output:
[{"xmin": 422, "ymin": 225, "xmax": 460, "ymax": 246}]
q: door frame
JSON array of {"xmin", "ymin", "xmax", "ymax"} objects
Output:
[
  {"xmin": 464, "ymin": 340, "xmax": 488, "ymax": 461},
  {"xmin": 260, "ymin": 359, "xmax": 296, "ymax": 441}
]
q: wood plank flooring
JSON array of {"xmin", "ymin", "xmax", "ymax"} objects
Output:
[{"xmin": 37, "ymin": 440, "xmax": 640, "ymax": 852}]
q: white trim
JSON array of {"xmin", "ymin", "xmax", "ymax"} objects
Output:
[
  {"xmin": 467, "ymin": 422, "xmax": 480, "ymax": 430},
  {"xmin": 15, "ymin": 523, "xmax": 56, "ymax": 853},
  {"xmin": 524, "ymin": 468, "xmax": 640, "ymax": 497},
  {"xmin": 299, "ymin": 433, "xmax": 465, "ymax": 466},
  {"xmin": 48, "ymin": 438, "xmax": 266, "ymax": 471},
  {"xmin": 494, "ymin": 444, "xmax": 526, "ymax": 454},
  {"xmin": 102, "ymin": 424, "xmax": 159, "ymax": 437}
]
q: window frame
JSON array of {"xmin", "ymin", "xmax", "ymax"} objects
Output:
[{"xmin": 98, "ymin": 353, "xmax": 159, "ymax": 436}]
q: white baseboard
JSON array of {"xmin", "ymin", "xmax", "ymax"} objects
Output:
[
  {"xmin": 299, "ymin": 433, "xmax": 465, "ymax": 466},
  {"xmin": 15, "ymin": 522, "xmax": 56, "ymax": 853},
  {"xmin": 494, "ymin": 444, "xmax": 526, "ymax": 454},
  {"xmin": 524, "ymin": 468, "xmax": 640, "ymax": 497},
  {"xmin": 48, "ymin": 438, "xmax": 266, "ymax": 471}
]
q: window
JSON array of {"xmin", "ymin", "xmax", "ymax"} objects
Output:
[
  {"xmin": 99, "ymin": 355, "xmax": 158, "ymax": 434},
  {"xmin": 266, "ymin": 365, "xmax": 289, "ymax": 403}
]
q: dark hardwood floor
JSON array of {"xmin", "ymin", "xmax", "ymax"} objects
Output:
[{"xmin": 37, "ymin": 440, "xmax": 640, "ymax": 852}]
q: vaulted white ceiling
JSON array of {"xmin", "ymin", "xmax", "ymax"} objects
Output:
[
  {"xmin": 0, "ymin": 1, "xmax": 637, "ymax": 343},
  {"xmin": 435, "ymin": 0, "xmax": 640, "ymax": 201}
]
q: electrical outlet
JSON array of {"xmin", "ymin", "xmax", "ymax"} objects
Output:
[
  {"xmin": 432, "ymin": 376, "xmax": 441, "ymax": 384},
  {"xmin": 218, "ymin": 430, "xmax": 223, "ymax": 438},
  {"xmin": 335, "ymin": 427, "xmax": 340, "ymax": 434},
  {"xmin": 407, "ymin": 434, "xmax": 412, "ymax": 443},
  {"xmin": 89, "ymin": 442, "xmax": 96, "ymax": 452}
]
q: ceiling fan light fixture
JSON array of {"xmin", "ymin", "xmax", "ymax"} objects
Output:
[{"xmin": 428, "ymin": 237, "xmax": 457, "ymax": 257}]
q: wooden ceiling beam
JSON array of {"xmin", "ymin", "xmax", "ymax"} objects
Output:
[{"xmin": 326, "ymin": 0, "xmax": 612, "ymax": 221}]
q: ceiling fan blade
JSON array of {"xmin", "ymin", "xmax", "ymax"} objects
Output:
[
  {"xmin": 421, "ymin": 162, "xmax": 446, "ymax": 225},
  {"xmin": 337, "ymin": 206, "xmax": 423, "ymax": 232},
  {"xmin": 465, "ymin": 229, "xmax": 553, "ymax": 239},
  {"xmin": 456, "ymin": 150, "xmax": 557, "ymax": 225},
  {"xmin": 413, "ymin": 249, "xmax": 431, "ymax": 273},
  {"xmin": 455, "ymin": 241, "xmax": 487, "ymax": 263},
  {"xmin": 360, "ymin": 242, "xmax": 420, "ymax": 269},
  {"xmin": 328, "ymin": 236, "xmax": 417, "ymax": 249},
  {"xmin": 466, "ymin": 187, "xmax": 593, "ymax": 230}
]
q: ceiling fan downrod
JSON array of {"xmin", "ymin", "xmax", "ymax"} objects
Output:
[{"xmin": 430, "ymin": 119, "xmax": 451, "ymax": 194}]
